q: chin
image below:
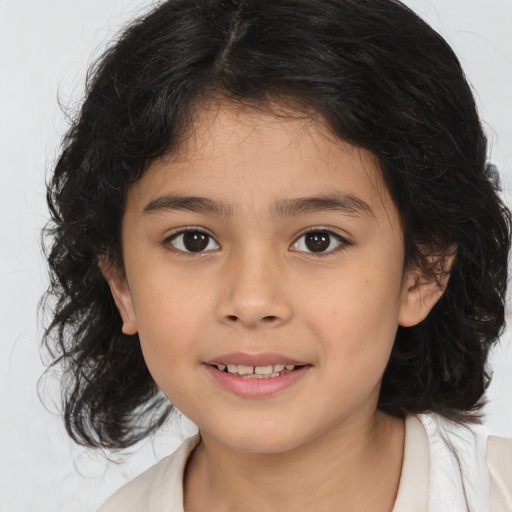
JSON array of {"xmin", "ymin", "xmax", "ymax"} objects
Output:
[
  {"xmin": 207, "ymin": 421, "xmax": 310, "ymax": 455},
  {"xmin": 227, "ymin": 437, "xmax": 301, "ymax": 455}
]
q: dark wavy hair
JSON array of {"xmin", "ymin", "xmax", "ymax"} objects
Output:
[{"xmin": 42, "ymin": 0, "xmax": 511, "ymax": 449}]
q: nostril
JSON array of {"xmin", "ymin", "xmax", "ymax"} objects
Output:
[{"xmin": 221, "ymin": 313, "xmax": 284, "ymax": 326}]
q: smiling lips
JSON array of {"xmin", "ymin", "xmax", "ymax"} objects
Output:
[
  {"xmin": 204, "ymin": 352, "xmax": 311, "ymax": 397},
  {"xmin": 214, "ymin": 363, "xmax": 300, "ymax": 378},
  {"xmin": 206, "ymin": 352, "xmax": 308, "ymax": 378}
]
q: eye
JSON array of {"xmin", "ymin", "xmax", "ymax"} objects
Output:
[
  {"xmin": 167, "ymin": 229, "xmax": 220, "ymax": 253},
  {"xmin": 291, "ymin": 230, "xmax": 348, "ymax": 254}
]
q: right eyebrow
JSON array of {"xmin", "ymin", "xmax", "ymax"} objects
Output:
[{"xmin": 143, "ymin": 195, "xmax": 234, "ymax": 217}]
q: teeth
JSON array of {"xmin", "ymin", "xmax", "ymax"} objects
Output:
[
  {"xmin": 245, "ymin": 373, "xmax": 279, "ymax": 379},
  {"xmin": 217, "ymin": 363, "xmax": 298, "ymax": 376},
  {"xmin": 237, "ymin": 365, "xmax": 254, "ymax": 375},
  {"xmin": 254, "ymin": 365, "xmax": 273, "ymax": 375}
]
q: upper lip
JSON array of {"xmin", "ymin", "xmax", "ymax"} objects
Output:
[{"xmin": 204, "ymin": 352, "xmax": 309, "ymax": 367}]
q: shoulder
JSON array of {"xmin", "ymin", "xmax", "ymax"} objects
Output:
[
  {"xmin": 487, "ymin": 434, "xmax": 512, "ymax": 511},
  {"xmin": 416, "ymin": 413, "xmax": 512, "ymax": 511},
  {"xmin": 97, "ymin": 435, "xmax": 200, "ymax": 512}
]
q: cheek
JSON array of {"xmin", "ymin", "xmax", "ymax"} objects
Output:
[
  {"xmin": 307, "ymin": 251, "xmax": 404, "ymax": 366},
  {"xmin": 135, "ymin": 299, "xmax": 201, "ymax": 406},
  {"xmin": 128, "ymin": 272, "xmax": 211, "ymax": 382},
  {"xmin": 129, "ymin": 252, "xmax": 212, "ymax": 331},
  {"xmin": 308, "ymin": 278, "xmax": 402, "ymax": 419}
]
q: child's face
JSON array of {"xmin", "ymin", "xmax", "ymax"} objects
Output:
[{"xmin": 105, "ymin": 102, "xmax": 435, "ymax": 453}]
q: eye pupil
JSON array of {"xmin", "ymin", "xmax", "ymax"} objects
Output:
[
  {"xmin": 305, "ymin": 232, "xmax": 330, "ymax": 252},
  {"xmin": 183, "ymin": 231, "xmax": 209, "ymax": 252}
]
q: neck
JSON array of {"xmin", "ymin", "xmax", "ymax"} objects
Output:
[{"xmin": 184, "ymin": 411, "xmax": 405, "ymax": 512}]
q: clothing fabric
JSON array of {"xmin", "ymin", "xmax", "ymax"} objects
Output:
[{"xmin": 97, "ymin": 413, "xmax": 512, "ymax": 512}]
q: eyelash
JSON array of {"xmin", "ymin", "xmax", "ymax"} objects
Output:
[
  {"xmin": 291, "ymin": 228, "xmax": 351, "ymax": 256},
  {"xmin": 163, "ymin": 228, "xmax": 351, "ymax": 256},
  {"xmin": 164, "ymin": 228, "xmax": 219, "ymax": 254}
]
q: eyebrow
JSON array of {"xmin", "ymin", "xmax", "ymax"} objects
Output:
[
  {"xmin": 143, "ymin": 192, "xmax": 373, "ymax": 218},
  {"xmin": 272, "ymin": 193, "xmax": 374, "ymax": 218},
  {"xmin": 143, "ymin": 195, "xmax": 234, "ymax": 217}
]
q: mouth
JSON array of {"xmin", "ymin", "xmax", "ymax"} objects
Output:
[
  {"xmin": 204, "ymin": 356, "xmax": 312, "ymax": 397},
  {"xmin": 204, "ymin": 352, "xmax": 312, "ymax": 397},
  {"xmin": 208, "ymin": 363, "xmax": 306, "ymax": 379}
]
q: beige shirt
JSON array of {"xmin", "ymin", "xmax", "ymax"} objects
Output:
[{"xmin": 98, "ymin": 415, "xmax": 512, "ymax": 512}]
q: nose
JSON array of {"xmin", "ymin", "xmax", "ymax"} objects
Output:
[{"xmin": 215, "ymin": 249, "xmax": 293, "ymax": 329}]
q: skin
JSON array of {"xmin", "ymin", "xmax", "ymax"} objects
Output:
[{"xmin": 102, "ymin": 101, "xmax": 448, "ymax": 511}]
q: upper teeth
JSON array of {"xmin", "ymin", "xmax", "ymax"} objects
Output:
[{"xmin": 217, "ymin": 363, "xmax": 296, "ymax": 375}]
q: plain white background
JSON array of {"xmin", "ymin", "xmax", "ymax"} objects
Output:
[{"xmin": 1, "ymin": 1, "xmax": 511, "ymax": 510}]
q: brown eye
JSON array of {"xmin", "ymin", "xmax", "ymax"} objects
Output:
[
  {"xmin": 304, "ymin": 232, "xmax": 330, "ymax": 252},
  {"xmin": 169, "ymin": 230, "xmax": 219, "ymax": 253},
  {"xmin": 291, "ymin": 230, "xmax": 347, "ymax": 254}
]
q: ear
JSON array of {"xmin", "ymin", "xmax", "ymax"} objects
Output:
[
  {"xmin": 398, "ymin": 247, "xmax": 456, "ymax": 327},
  {"xmin": 98, "ymin": 254, "xmax": 138, "ymax": 335}
]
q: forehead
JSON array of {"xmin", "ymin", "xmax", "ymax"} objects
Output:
[{"xmin": 126, "ymin": 101, "xmax": 397, "ymax": 223}]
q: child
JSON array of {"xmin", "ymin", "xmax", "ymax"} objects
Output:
[{"xmin": 43, "ymin": 0, "xmax": 512, "ymax": 510}]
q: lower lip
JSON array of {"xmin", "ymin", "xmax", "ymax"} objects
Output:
[{"xmin": 204, "ymin": 364, "xmax": 311, "ymax": 398}]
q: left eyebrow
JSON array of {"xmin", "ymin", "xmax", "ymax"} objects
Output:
[
  {"xmin": 271, "ymin": 193, "xmax": 374, "ymax": 218},
  {"xmin": 142, "ymin": 192, "xmax": 373, "ymax": 218}
]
